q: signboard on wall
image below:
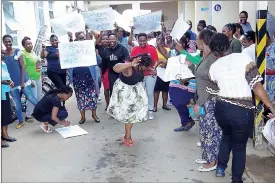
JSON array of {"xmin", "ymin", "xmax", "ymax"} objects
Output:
[{"xmin": 214, "ymin": 4, "xmax": 222, "ymax": 12}]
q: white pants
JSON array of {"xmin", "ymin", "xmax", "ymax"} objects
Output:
[
  {"xmin": 143, "ymin": 75, "xmax": 157, "ymax": 111},
  {"xmin": 26, "ymin": 79, "xmax": 42, "ymax": 117}
]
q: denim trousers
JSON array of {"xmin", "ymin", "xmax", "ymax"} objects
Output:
[
  {"xmin": 215, "ymin": 100, "xmax": 254, "ymax": 183},
  {"xmin": 38, "ymin": 110, "xmax": 68, "ymax": 126},
  {"xmin": 143, "ymin": 75, "xmax": 157, "ymax": 111},
  {"xmin": 169, "ymin": 87, "xmax": 194, "ymax": 126},
  {"xmin": 26, "ymin": 79, "xmax": 42, "ymax": 117},
  {"xmin": 10, "ymin": 85, "xmax": 38, "ymax": 122}
]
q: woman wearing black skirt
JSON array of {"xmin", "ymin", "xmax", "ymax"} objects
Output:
[{"xmin": 1, "ymin": 57, "xmax": 17, "ymax": 148}]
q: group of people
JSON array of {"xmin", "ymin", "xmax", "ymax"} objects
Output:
[{"xmin": 1, "ymin": 10, "xmax": 275, "ymax": 183}]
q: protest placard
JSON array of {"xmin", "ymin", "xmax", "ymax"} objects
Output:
[
  {"xmin": 122, "ymin": 9, "xmax": 151, "ymax": 27},
  {"xmin": 59, "ymin": 40, "xmax": 97, "ymax": 69},
  {"xmin": 82, "ymin": 8, "xmax": 115, "ymax": 31},
  {"xmin": 33, "ymin": 25, "xmax": 48, "ymax": 56},
  {"xmin": 170, "ymin": 14, "xmax": 190, "ymax": 41},
  {"xmin": 113, "ymin": 10, "xmax": 131, "ymax": 32},
  {"xmin": 50, "ymin": 11, "xmax": 85, "ymax": 37},
  {"xmin": 157, "ymin": 55, "xmax": 194, "ymax": 82},
  {"xmin": 133, "ymin": 11, "xmax": 162, "ymax": 34}
]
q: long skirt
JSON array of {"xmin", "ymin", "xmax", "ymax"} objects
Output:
[
  {"xmin": 107, "ymin": 79, "xmax": 148, "ymax": 124},
  {"xmin": 1, "ymin": 92, "xmax": 13, "ymax": 126},
  {"xmin": 199, "ymin": 97, "xmax": 222, "ymax": 163},
  {"xmin": 73, "ymin": 76, "xmax": 98, "ymax": 111}
]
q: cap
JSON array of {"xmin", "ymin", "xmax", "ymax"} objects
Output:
[
  {"xmin": 180, "ymin": 50, "xmax": 202, "ymax": 65},
  {"xmin": 244, "ymin": 31, "xmax": 256, "ymax": 42}
]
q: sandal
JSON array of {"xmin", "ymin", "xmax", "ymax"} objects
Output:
[
  {"xmin": 40, "ymin": 124, "xmax": 52, "ymax": 133},
  {"xmin": 162, "ymin": 106, "xmax": 171, "ymax": 111},
  {"xmin": 122, "ymin": 138, "xmax": 134, "ymax": 147},
  {"xmin": 2, "ymin": 136, "xmax": 17, "ymax": 142},
  {"xmin": 79, "ymin": 119, "xmax": 86, "ymax": 124}
]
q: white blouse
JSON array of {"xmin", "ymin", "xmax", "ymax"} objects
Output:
[{"xmin": 206, "ymin": 53, "xmax": 263, "ymax": 108}]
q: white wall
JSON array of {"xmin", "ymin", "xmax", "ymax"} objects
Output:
[
  {"xmin": 195, "ymin": 1, "xmax": 211, "ymax": 33},
  {"xmin": 239, "ymin": 1, "xmax": 257, "ymax": 31}
]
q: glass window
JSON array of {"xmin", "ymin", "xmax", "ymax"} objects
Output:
[
  {"xmin": 38, "ymin": 1, "xmax": 44, "ymax": 8},
  {"xmin": 48, "ymin": 1, "xmax": 53, "ymax": 10},
  {"xmin": 38, "ymin": 8, "xmax": 45, "ymax": 28},
  {"xmin": 5, "ymin": 25, "xmax": 18, "ymax": 47},
  {"xmin": 3, "ymin": 1, "xmax": 14, "ymax": 17},
  {"xmin": 49, "ymin": 11, "xmax": 54, "ymax": 19}
]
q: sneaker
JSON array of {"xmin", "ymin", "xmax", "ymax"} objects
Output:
[
  {"xmin": 216, "ymin": 167, "xmax": 225, "ymax": 177},
  {"xmin": 16, "ymin": 121, "xmax": 26, "ymax": 129},
  {"xmin": 148, "ymin": 111, "xmax": 154, "ymax": 120},
  {"xmin": 197, "ymin": 142, "xmax": 201, "ymax": 147}
]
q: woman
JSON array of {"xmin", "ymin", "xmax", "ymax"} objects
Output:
[
  {"xmin": 206, "ymin": 33, "xmax": 275, "ymax": 182},
  {"xmin": 41, "ymin": 34, "xmax": 67, "ymax": 88},
  {"xmin": 266, "ymin": 31, "xmax": 275, "ymax": 104},
  {"xmin": 2, "ymin": 35, "xmax": 38, "ymax": 129},
  {"xmin": 68, "ymin": 31, "xmax": 101, "ymax": 124},
  {"xmin": 96, "ymin": 34, "xmax": 111, "ymax": 110},
  {"xmin": 193, "ymin": 29, "xmax": 222, "ymax": 172},
  {"xmin": 234, "ymin": 23, "xmax": 244, "ymax": 40},
  {"xmin": 22, "ymin": 36, "xmax": 43, "ymax": 122},
  {"xmin": 1, "ymin": 53, "xmax": 17, "ymax": 148},
  {"xmin": 222, "ymin": 23, "xmax": 242, "ymax": 53},
  {"xmin": 32, "ymin": 86, "xmax": 73, "ymax": 133},
  {"xmin": 102, "ymin": 33, "xmax": 129, "ymax": 96},
  {"xmin": 107, "ymin": 53, "xmax": 151, "ymax": 147},
  {"xmin": 116, "ymin": 26, "xmax": 131, "ymax": 53},
  {"xmin": 197, "ymin": 20, "xmax": 207, "ymax": 33},
  {"xmin": 154, "ymin": 36, "xmax": 171, "ymax": 112}
]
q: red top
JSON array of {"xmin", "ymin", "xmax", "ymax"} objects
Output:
[{"xmin": 130, "ymin": 44, "xmax": 159, "ymax": 76}]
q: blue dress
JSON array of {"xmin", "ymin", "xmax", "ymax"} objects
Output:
[{"xmin": 266, "ymin": 43, "xmax": 275, "ymax": 103}]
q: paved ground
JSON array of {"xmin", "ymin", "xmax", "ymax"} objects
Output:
[{"xmin": 2, "ymin": 94, "xmax": 274, "ymax": 182}]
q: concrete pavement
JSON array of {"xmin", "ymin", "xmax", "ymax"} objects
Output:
[{"xmin": 2, "ymin": 94, "xmax": 273, "ymax": 182}]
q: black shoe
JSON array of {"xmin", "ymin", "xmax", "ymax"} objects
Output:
[
  {"xmin": 25, "ymin": 116, "xmax": 34, "ymax": 122},
  {"xmin": 1, "ymin": 143, "xmax": 9, "ymax": 148},
  {"xmin": 79, "ymin": 119, "xmax": 86, "ymax": 124},
  {"xmin": 2, "ymin": 136, "xmax": 17, "ymax": 142},
  {"xmin": 92, "ymin": 116, "xmax": 100, "ymax": 123}
]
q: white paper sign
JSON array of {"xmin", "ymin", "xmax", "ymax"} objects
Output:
[
  {"xmin": 170, "ymin": 14, "xmax": 190, "ymax": 40},
  {"xmin": 55, "ymin": 125, "xmax": 88, "ymax": 139},
  {"xmin": 113, "ymin": 10, "xmax": 131, "ymax": 32},
  {"xmin": 50, "ymin": 11, "xmax": 85, "ymax": 37},
  {"xmin": 133, "ymin": 11, "xmax": 162, "ymax": 34},
  {"xmin": 122, "ymin": 9, "xmax": 151, "ymax": 27},
  {"xmin": 82, "ymin": 8, "xmax": 115, "ymax": 31},
  {"xmin": 59, "ymin": 40, "xmax": 97, "ymax": 69},
  {"xmin": 159, "ymin": 55, "xmax": 194, "ymax": 81}
]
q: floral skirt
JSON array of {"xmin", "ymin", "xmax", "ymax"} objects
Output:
[
  {"xmin": 267, "ymin": 75, "xmax": 275, "ymax": 103},
  {"xmin": 199, "ymin": 97, "xmax": 222, "ymax": 163},
  {"xmin": 73, "ymin": 76, "xmax": 98, "ymax": 111},
  {"xmin": 107, "ymin": 79, "xmax": 148, "ymax": 124}
]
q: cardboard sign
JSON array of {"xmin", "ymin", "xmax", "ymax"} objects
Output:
[
  {"xmin": 170, "ymin": 14, "xmax": 190, "ymax": 41},
  {"xmin": 50, "ymin": 11, "xmax": 85, "ymax": 37},
  {"xmin": 133, "ymin": 11, "xmax": 162, "ymax": 34},
  {"xmin": 59, "ymin": 40, "xmax": 97, "ymax": 69},
  {"xmin": 33, "ymin": 25, "xmax": 48, "ymax": 56},
  {"xmin": 82, "ymin": 8, "xmax": 115, "ymax": 31}
]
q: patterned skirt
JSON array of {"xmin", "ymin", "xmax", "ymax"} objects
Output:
[
  {"xmin": 199, "ymin": 97, "xmax": 222, "ymax": 163},
  {"xmin": 73, "ymin": 75, "xmax": 98, "ymax": 111},
  {"xmin": 107, "ymin": 79, "xmax": 148, "ymax": 124}
]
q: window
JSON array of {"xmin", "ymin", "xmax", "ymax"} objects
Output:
[
  {"xmin": 37, "ymin": 1, "xmax": 45, "ymax": 29},
  {"xmin": 3, "ymin": 1, "xmax": 19, "ymax": 47},
  {"xmin": 48, "ymin": 1, "xmax": 54, "ymax": 33}
]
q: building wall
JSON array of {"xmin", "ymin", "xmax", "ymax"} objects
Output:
[
  {"xmin": 140, "ymin": 1, "xmax": 178, "ymax": 30},
  {"xmin": 113, "ymin": 4, "xmax": 132, "ymax": 14}
]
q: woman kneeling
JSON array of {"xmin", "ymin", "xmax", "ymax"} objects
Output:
[
  {"xmin": 107, "ymin": 53, "xmax": 151, "ymax": 147},
  {"xmin": 32, "ymin": 86, "xmax": 73, "ymax": 133}
]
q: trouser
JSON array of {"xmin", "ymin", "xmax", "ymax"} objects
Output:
[
  {"xmin": 38, "ymin": 110, "xmax": 68, "ymax": 126},
  {"xmin": 10, "ymin": 85, "xmax": 38, "ymax": 122},
  {"xmin": 169, "ymin": 87, "xmax": 194, "ymax": 126},
  {"xmin": 143, "ymin": 75, "xmax": 157, "ymax": 111},
  {"xmin": 47, "ymin": 70, "xmax": 66, "ymax": 89},
  {"xmin": 215, "ymin": 100, "xmax": 254, "ymax": 183},
  {"xmin": 26, "ymin": 79, "xmax": 42, "ymax": 117}
]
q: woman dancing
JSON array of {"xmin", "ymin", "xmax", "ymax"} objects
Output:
[{"xmin": 107, "ymin": 53, "xmax": 152, "ymax": 147}]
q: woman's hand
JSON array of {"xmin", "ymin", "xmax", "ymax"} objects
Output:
[
  {"xmin": 85, "ymin": 24, "xmax": 89, "ymax": 31},
  {"xmin": 267, "ymin": 107, "xmax": 275, "ymax": 119},
  {"xmin": 20, "ymin": 83, "xmax": 25, "ymax": 89},
  {"xmin": 67, "ymin": 31, "xmax": 73, "ymax": 39},
  {"xmin": 42, "ymin": 43, "xmax": 46, "ymax": 49},
  {"xmin": 10, "ymin": 81, "xmax": 14, "ymax": 88},
  {"xmin": 56, "ymin": 51, "xmax": 59, "ymax": 57},
  {"xmin": 130, "ymin": 26, "xmax": 135, "ymax": 33},
  {"xmin": 131, "ymin": 57, "xmax": 141, "ymax": 67},
  {"xmin": 194, "ymin": 104, "xmax": 200, "ymax": 114},
  {"xmin": 149, "ymin": 68, "xmax": 157, "ymax": 76}
]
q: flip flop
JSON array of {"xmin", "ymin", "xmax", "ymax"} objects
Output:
[
  {"xmin": 40, "ymin": 124, "xmax": 52, "ymax": 133},
  {"xmin": 122, "ymin": 138, "xmax": 134, "ymax": 147}
]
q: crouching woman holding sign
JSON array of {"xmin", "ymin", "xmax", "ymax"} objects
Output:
[
  {"xmin": 107, "ymin": 53, "xmax": 151, "ymax": 147},
  {"xmin": 32, "ymin": 86, "xmax": 73, "ymax": 133}
]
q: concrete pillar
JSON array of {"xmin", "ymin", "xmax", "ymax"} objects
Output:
[
  {"xmin": 177, "ymin": 0, "xmax": 185, "ymax": 20},
  {"xmin": 178, "ymin": 1, "xmax": 195, "ymax": 31},
  {"xmin": 239, "ymin": 1, "xmax": 257, "ymax": 31},
  {"xmin": 195, "ymin": 1, "xmax": 211, "ymax": 33},
  {"xmin": 211, "ymin": 1, "xmax": 239, "ymax": 32}
]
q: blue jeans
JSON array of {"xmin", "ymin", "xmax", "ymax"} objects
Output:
[
  {"xmin": 215, "ymin": 100, "xmax": 254, "ymax": 183},
  {"xmin": 38, "ymin": 110, "xmax": 68, "ymax": 126},
  {"xmin": 169, "ymin": 87, "xmax": 194, "ymax": 126},
  {"xmin": 10, "ymin": 85, "xmax": 38, "ymax": 122}
]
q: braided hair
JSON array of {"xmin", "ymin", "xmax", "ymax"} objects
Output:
[
  {"xmin": 45, "ymin": 85, "xmax": 73, "ymax": 96},
  {"xmin": 224, "ymin": 23, "xmax": 237, "ymax": 35},
  {"xmin": 209, "ymin": 33, "xmax": 230, "ymax": 57},
  {"xmin": 128, "ymin": 53, "xmax": 152, "ymax": 67}
]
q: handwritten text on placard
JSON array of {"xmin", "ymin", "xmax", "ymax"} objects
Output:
[
  {"xmin": 59, "ymin": 40, "xmax": 97, "ymax": 69},
  {"xmin": 82, "ymin": 8, "xmax": 115, "ymax": 31},
  {"xmin": 133, "ymin": 11, "xmax": 162, "ymax": 34}
]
